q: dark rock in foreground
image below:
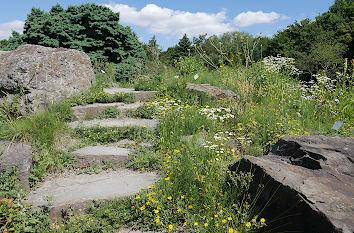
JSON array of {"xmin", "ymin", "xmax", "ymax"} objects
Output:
[
  {"xmin": 229, "ymin": 135, "xmax": 354, "ymax": 233},
  {"xmin": 0, "ymin": 44, "xmax": 95, "ymax": 111},
  {"xmin": 0, "ymin": 141, "xmax": 33, "ymax": 190},
  {"xmin": 186, "ymin": 83, "xmax": 239, "ymax": 101}
]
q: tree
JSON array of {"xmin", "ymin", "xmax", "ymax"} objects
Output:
[
  {"xmin": 5, "ymin": 31, "xmax": 25, "ymax": 51},
  {"xmin": 0, "ymin": 39, "xmax": 8, "ymax": 50},
  {"xmin": 177, "ymin": 34, "xmax": 192, "ymax": 57},
  {"xmin": 145, "ymin": 36, "xmax": 161, "ymax": 61},
  {"xmin": 6, "ymin": 3, "xmax": 146, "ymax": 81}
]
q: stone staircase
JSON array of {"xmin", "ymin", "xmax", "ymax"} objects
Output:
[{"xmin": 24, "ymin": 88, "xmax": 159, "ymax": 225}]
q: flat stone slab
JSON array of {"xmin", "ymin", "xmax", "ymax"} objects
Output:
[
  {"xmin": 68, "ymin": 118, "xmax": 158, "ymax": 129},
  {"xmin": 187, "ymin": 83, "xmax": 239, "ymax": 101},
  {"xmin": 71, "ymin": 102, "xmax": 144, "ymax": 121},
  {"xmin": 72, "ymin": 146, "xmax": 132, "ymax": 165},
  {"xmin": 24, "ymin": 169, "xmax": 159, "ymax": 211},
  {"xmin": 0, "ymin": 141, "xmax": 32, "ymax": 190},
  {"xmin": 103, "ymin": 88, "xmax": 156, "ymax": 102}
]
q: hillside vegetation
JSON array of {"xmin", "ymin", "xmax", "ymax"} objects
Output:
[{"xmin": 0, "ymin": 0, "xmax": 353, "ymax": 232}]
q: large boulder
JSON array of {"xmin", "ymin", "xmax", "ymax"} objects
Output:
[
  {"xmin": 0, "ymin": 141, "xmax": 33, "ymax": 190},
  {"xmin": 229, "ymin": 135, "xmax": 354, "ymax": 233},
  {"xmin": 0, "ymin": 44, "xmax": 95, "ymax": 111}
]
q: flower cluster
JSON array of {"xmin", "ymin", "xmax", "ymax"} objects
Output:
[
  {"xmin": 263, "ymin": 55, "xmax": 302, "ymax": 75},
  {"xmin": 199, "ymin": 106, "xmax": 235, "ymax": 122}
]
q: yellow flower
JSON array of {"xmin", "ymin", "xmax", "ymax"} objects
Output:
[
  {"xmin": 260, "ymin": 218, "xmax": 266, "ymax": 223},
  {"xmin": 215, "ymin": 223, "xmax": 220, "ymax": 227},
  {"xmin": 155, "ymin": 218, "xmax": 160, "ymax": 223},
  {"xmin": 177, "ymin": 208, "xmax": 181, "ymax": 213},
  {"xmin": 222, "ymin": 219, "xmax": 227, "ymax": 223},
  {"xmin": 154, "ymin": 209, "xmax": 159, "ymax": 214},
  {"xmin": 188, "ymin": 205, "xmax": 193, "ymax": 209},
  {"xmin": 245, "ymin": 222, "xmax": 251, "ymax": 227},
  {"xmin": 168, "ymin": 224, "xmax": 173, "ymax": 229},
  {"xmin": 165, "ymin": 177, "xmax": 170, "ymax": 181},
  {"xmin": 228, "ymin": 217, "xmax": 232, "ymax": 221},
  {"xmin": 167, "ymin": 196, "xmax": 172, "ymax": 200},
  {"xmin": 194, "ymin": 222, "xmax": 199, "ymax": 226},
  {"xmin": 136, "ymin": 195, "xmax": 141, "ymax": 199},
  {"xmin": 228, "ymin": 229, "xmax": 234, "ymax": 233},
  {"xmin": 181, "ymin": 195, "xmax": 185, "ymax": 199},
  {"xmin": 140, "ymin": 205, "xmax": 146, "ymax": 211},
  {"xmin": 214, "ymin": 214, "xmax": 218, "ymax": 218},
  {"xmin": 204, "ymin": 223, "xmax": 208, "ymax": 227}
]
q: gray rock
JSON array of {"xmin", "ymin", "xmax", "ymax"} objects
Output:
[
  {"xmin": 103, "ymin": 88, "xmax": 156, "ymax": 102},
  {"xmin": 229, "ymin": 135, "xmax": 354, "ymax": 233},
  {"xmin": 0, "ymin": 44, "xmax": 95, "ymax": 111},
  {"xmin": 0, "ymin": 141, "xmax": 32, "ymax": 190},
  {"xmin": 72, "ymin": 146, "xmax": 132, "ymax": 165},
  {"xmin": 68, "ymin": 118, "xmax": 158, "ymax": 129},
  {"xmin": 24, "ymin": 169, "xmax": 159, "ymax": 219},
  {"xmin": 72, "ymin": 102, "xmax": 144, "ymax": 121},
  {"xmin": 186, "ymin": 83, "xmax": 239, "ymax": 101}
]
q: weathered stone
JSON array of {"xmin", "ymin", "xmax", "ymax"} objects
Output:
[
  {"xmin": 0, "ymin": 44, "xmax": 95, "ymax": 111},
  {"xmin": 186, "ymin": 83, "xmax": 239, "ymax": 101},
  {"xmin": 68, "ymin": 118, "xmax": 158, "ymax": 129},
  {"xmin": 72, "ymin": 146, "xmax": 132, "ymax": 165},
  {"xmin": 24, "ymin": 169, "xmax": 159, "ymax": 220},
  {"xmin": 229, "ymin": 135, "xmax": 354, "ymax": 233},
  {"xmin": 0, "ymin": 141, "xmax": 32, "ymax": 190},
  {"xmin": 72, "ymin": 102, "xmax": 144, "ymax": 121},
  {"xmin": 103, "ymin": 88, "xmax": 156, "ymax": 102}
]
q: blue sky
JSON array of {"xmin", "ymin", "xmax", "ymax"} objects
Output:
[{"xmin": 0, "ymin": 0, "xmax": 335, "ymax": 50}]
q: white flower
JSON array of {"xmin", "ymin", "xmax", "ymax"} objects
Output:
[
  {"xmin": 194, "ymin": 74, "xmax": 199, "ymax": 80},
  {"xmin": 101, "ymin": 70, "xmax": 106, "ymax": 74}
]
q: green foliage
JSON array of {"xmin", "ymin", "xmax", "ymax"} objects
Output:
[
  {"xmin": 144, "ymin": 35, "xmax": 161, "ymax": 61},
  {"xmin": 74, "ymin": 126, "xmax": 154, "ymax": 144},
  {"xmin": 268, "ymin": 0, "xmax": 354, "ymax": 79},
  {"xmin": 6, "ymin": 3, "xmax": 146, "ymax": 81},
  {"xmin": 175, "ymin": 56, "xmax": 204, "ymax": 76},
  {"xmin": 0, "ymin": 39, "xmax": 8, "ymax": 50},
  {"xmin": 125, "ymin": 104, "xmax": 156, "ymax": 119},
  {"xmin": 126, "ymin": 148, "xmax": 164, "ymax": 171},
  {"xmin": 98, "ymin": 107, "xmax": 123, "ymax": 119},
  {"xmin": 4, "ymin": 31, "xmax": 25, "ymax": 51},
  {"xmin": 66, "ymin": 89, "xmax": 136, "ymax": 107}
]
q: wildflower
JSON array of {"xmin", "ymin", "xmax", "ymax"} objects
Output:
[
  {"xmin": 204, "ymin": 223, "xmax": 208, "ymax": 227},
  {"xmin": 140, "ymin": 205, "xmax": 146, "ymax": 211},
  {"xmin": 245, "ymin": 222, "xmax": 251, "ymax": 227},
  {"xmin": 188, "ymin": 205, "xmax": 193, "ymax": 209},
  {"xmin": 155, "ymin": 218, "xmax": 160, "ymax": 223},
  {"xmin": 222, "ymin": 219, "xmax": 227, "ymax": 223},
  {"xmin": 165, "ymin": 177, "xmax": 170, "ymax": 181},
  {"xmin": 214, "ymin": 214, "xmax": 218, "ymax": 218},
  {"xmin": 215, "ymin": 223, "xmax": 220, "ymax": 227},
  {"xmin": 260, "ymin": 218, "xmax": 266, "ymax": 223},
  {"xmin": 194, "ymin": 222, "xmax": 199, "ymax": 226},
  {"xmin": 228, "ymin": 217, "xmax": 232, "ymax": 221},
  {"xmin": 167, "ymin": 196, "xmax": 172, "ymax": 200},
  {"xmin": 228, "ymin": 229, "xmax": 234, "ymax": 233},
  {"xmin": 154, "ymin": 209, "xmax": 159, "ymax": 214},
  {"xmin": 168, "ymin": 224, "xmax": 173, "ymax": 230},
  {"xmin": 194, "ymin": 74, "xmax": 199, "ymax": 80},
  {"xmin": 181, "ymin": 195, "xmax": 185, "ymax": 199}
]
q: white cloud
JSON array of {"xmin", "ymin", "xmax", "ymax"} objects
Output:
[
  {"xmin": 233, "ymin": 11, "xmax": 286, "ymax": 27},
  {"xmin": 104, "ymin": 3, "xmax": 236, "ymax": 37},
  {"xmin": 0, "ymin": 20, "xmax": 24, "ymax": 40}
]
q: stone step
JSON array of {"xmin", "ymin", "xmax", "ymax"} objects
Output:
[
  {"xmin": 24, "ymin": 169, "xmax": 160, "ymax": 219},
  {"xmin": 71, "ymin": 146, "xmax": 132, "ymax": 166},
  {"xmin": 68, "ymin": 118, "xmax": 158, "ymax": 129},
  {"xmin": 103, "ymin": 88, "xmax": 156, "ymax": 102},
  {"xmin": 71, "ymin": 102, "xmax": 144, "ymax": 121}
]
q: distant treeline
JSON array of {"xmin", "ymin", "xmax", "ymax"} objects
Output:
[{"xmin": 1, "ymin": 0, "xmax": 352, "ymax": 80}]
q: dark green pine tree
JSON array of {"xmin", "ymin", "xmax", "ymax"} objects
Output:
[{"xmin": 177, "ymin": 34, "xmax": 192, "ymax": 57}]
